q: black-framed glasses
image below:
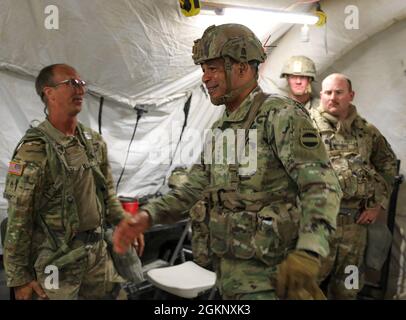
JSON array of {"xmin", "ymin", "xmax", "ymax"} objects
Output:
[{"xmin": 51, "ymin": 78, "xmax": 87, "ymax": 90}]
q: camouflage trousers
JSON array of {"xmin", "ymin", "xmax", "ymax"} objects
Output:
[
  {"xmin": 318, "ymin": 215, "xmax": 368, "ymax": 300},
  {"xmin": 215, "ymin": 257, "xmax": 279, "ymax": 300},
  {"xmin": 34, "ymin": 239, "xmax": 124, "ymax": 300}
]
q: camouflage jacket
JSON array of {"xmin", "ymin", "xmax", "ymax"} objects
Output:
[
  {"xmin": 144, "ymin": 87, "xmax": 342, "ymax": 262},
  {"xmin": 309, "ymin": 105, "xmax": 397, "ymax": 210},
  {"xmin": 3, "ymin": 120, "xmax": 125, "ymax": 287},
  {"xmin": 304, "ymin": 96, "xmax": 320, "ymax": 111}
]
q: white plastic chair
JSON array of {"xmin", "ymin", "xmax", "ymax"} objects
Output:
[
  {"xmin": 147, "ymin": 260, "xmax": 216, "ymax": 299},
  {"xmin": 146, "ymin": 219, "xmax": 217, "ymax": 299}
]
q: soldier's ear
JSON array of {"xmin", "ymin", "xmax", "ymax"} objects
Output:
[
  {"xmin": 350, "ymin": 91, "xmax": 355, "ymax": 101},
  {"xmin": 42, "ymin": 87, "xmax": 53, "ymax": 102}
]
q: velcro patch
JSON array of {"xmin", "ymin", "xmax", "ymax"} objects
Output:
[
  {"xmin": 8, "ymin": 161, "xmax": 25, "ymax": 176},
  {"xmin": 300, "ymin": 128, "xmax": 320, "ymax": 149}
]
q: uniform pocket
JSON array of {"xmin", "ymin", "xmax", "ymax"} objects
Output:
[
  {"xmin": 331, "ymin": 157, "xmax": 357, "ymax": 199},
  {"xmin": 229, "ymin": 211, "xmax": 256, "ymax": 259},
  {"xmin": 254, "ymin": 206, "xmax": 281, "ymax": 265},
  {"xmin": 254, "ymin": 203, "xmax": 299, "ymax": 266},
  {"xmin": 190, "ymin": 200, "xmax": 211, "ymax": 266},
  {"xmin": 209, "ymin": 208, "xmax": 229, "ymax": 256}
]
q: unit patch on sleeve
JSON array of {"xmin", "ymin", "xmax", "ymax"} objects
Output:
[
  {"xmin": 300, "ymin": 128, "xmax": 320, "ymax": 149},
  {"xmin": 8, "ymin": 161, "xmax": 25, "ymax": 176}
]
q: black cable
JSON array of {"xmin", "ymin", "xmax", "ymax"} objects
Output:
[
  {"xmin": 162, "ymin": 94, "xmax": 192, "ymax": 187},
  {"xmin": 116, "ymin": 107, "xmax": 147, "ymax": 191},
  {"xmin": 98, "ymin": 96, "xmax": 104, "ymax": 135},
  {"xmin": 180, "ymin": 94, "xmax": 192, "ymax": 136}
]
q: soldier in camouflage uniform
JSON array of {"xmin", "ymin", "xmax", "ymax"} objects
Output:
[
  {"xmin": 309, "ymin": 73, "xmax": 397, "ymax": 299},
  {"xmin": 113, "ymin": 24, "xmax": 342, "ymax": 300},
  {"xmin": 281, "ymin": 56, "xmax": 320, "ymax": 110},
  {"xmin": 3, "ymin": 64, "xmax": 141, "ymax": 299}
]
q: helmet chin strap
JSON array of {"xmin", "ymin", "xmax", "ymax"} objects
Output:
[{"xmin": 211, "ymin": 56, "xmax": 257, "ymax": 106}]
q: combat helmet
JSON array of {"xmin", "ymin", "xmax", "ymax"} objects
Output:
[
  {"xmin": 280, "ymin": 55, "xmax": 316, "ymax": 80},
  {"xmin": 192, "ymin": 24, "xmax": 266, "ymax": 105},
  {"xmin": 192, "ymin": 24, "xmax": 266, "ymax": 65}
]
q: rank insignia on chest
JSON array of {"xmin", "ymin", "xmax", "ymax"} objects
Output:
[
  {"xmin": 8, "ymin": 161, "xmax": 25, "ymax": 176},
  {"xmin": 300, "ymin": 128, "xmax": 320, "ymax": 149}
]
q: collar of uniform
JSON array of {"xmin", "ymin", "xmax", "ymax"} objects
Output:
[
  {"xmin": 317, "ymin": 105, "xmax": 339, "ymax": 127},
  {"xmin": 337, "ymin": 104, "xmax": 358, "ymax": 134},
  {"xmin": 342, "ymin": 104, "xmax": 358, "ymax": 126},
  {"xmin": 305, "ymin": 96, "xmax": 319, "ymax": 110},
  {"xmin": 218, "ymin": 86, "xmax": 262, "ymax": 125},
  {"xmin": 317, "ymin": 104, "xmax": 358, "ymax": 129},
  {"xmin": 39, "ymin": 119, "xmax": 78, "ymax": 147}
]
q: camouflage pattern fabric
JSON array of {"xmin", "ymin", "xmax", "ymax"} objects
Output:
[
  {"xmin": 310, "ymin": 105, "xmax": 397, "ymax": 299},
  {"xmin": 318, "ymin": 215, "xmax": 367, "ymax": 299},
  {"xmin": 309, "ymin": 105, "xmax": 397, "ymax": 209},
  {"xmin": 3, "ymin": 119, "xmax": 125, "ymax": 298},
  {"xmin": 304, "ymin": 97, "xmax": 320, "ymax": 111},
  {"xmin": 218, "ymin": 257, "xmax": 278, "ymax": 300},
  {"xmin": 189, "ymin": 199, "xmax": 211, "ymax": 268},
  {"xmin": 34, "ymin": 238, "xmax": 122, "ymax": 299},
  {"xmin": 143, "ymin": 86, "xmax": 342, "ymax": 299},
  {"xmin": 192, "ymin": 24, "xmax": 266, "ymax": 65}
]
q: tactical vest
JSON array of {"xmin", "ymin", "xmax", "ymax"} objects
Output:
[
  {"xmin": 192, "ymin": 92, "xmax": 303, "ymax": 267},
  {"xmin": 309, "ymin": 109, "xmax": 377, "ymax": 205},
  {"xmin": 12, "ymin": 122, "xmax": 109, "ymax": 266}
]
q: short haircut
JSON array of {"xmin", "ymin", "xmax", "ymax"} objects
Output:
[
  {"xmin": 322, "ymin": 73, "xmax": 353, "ymax": 92},
  {"xmin": 345, "ymin": 77, "xmax": 353, "ymax": 92},
  {"xmin": 35, "ymin": 63, "xmax": 69, "ymax": 102}
]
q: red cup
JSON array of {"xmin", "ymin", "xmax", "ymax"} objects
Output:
[{"xmin": 121, "ymin": 200, "xmax": 139, "ymax": 216}]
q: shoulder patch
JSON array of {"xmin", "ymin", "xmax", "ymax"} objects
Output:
[
  {"xmin": 300, "ymin": 128, "xmax": 320, "ymax": 149},
  {"xmin": 8, "ymin": 161, "xmax": 25, "ymax": 176}
]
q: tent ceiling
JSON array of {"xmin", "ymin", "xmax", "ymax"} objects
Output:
[{"xmin": 0, "ymin": 0, "xmax": 311, "ymax": 108}]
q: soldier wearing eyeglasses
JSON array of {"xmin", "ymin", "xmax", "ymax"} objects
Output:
[{"xmin": 2, "ymin": 64, "xmax": 143, "ymax": 299}]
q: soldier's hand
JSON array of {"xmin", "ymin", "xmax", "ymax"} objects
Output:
[
  {"xmin": 133, "ymin": 233, "xmax": 145, "ymax": 257},
  {"xmin": 276, "ymin": 250, "xmax": 326, "ymax": 300},
  {"xmin": 14, "ymin": 280, "xmax": 48, "ymax": 300},
  {"xmin": 113, "ymin": 210, "xmax": 150, "ymax": 255},
  {"xmin": 356, "ymin": 205, "xmax": 382, "ymax": 224}
]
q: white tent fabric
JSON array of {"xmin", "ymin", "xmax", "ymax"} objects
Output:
[{"xmin": 1, "ymin": 0, "xmax": 406, "ymax": 297}]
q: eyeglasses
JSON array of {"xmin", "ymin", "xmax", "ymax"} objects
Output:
[
  {"xmin": 51, "ymin": 78, "xmax": 87, "ymax": 90},
  {"xmin": 40, "ymin": 78, "xmax": 87, "ymax": 101}
]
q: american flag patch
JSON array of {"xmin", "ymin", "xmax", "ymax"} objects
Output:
[{"xmin": 8, "ymin": 161, "xmax": 24, "ymax": 176}]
